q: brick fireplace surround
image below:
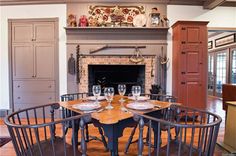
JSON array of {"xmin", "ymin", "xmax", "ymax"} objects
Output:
[{"xmin": 77, "ymin": 55, "xmax": 156, "ymax": 93}]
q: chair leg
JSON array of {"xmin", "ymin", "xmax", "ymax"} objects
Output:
[
  {"xmin": 85, "ymin": 124, "xmax": 89, "ymax": 142},
  {"xmin": 125, "ymin": 124, "xmax": 138, "ymax": 154},
  {"xmin": 73, "ymin": 119, "xmax": 80, "ymax": 147},
  {"xmin": 98, "ymin": 127, "xmax": 108, "ymax": 151},
  {"xmin": 174, "ymin": 127, "xmax": 180, "ymax": 141},
  {"xmin": 145, "ymin": 126, "xmax": 150, "ymax": 144}
]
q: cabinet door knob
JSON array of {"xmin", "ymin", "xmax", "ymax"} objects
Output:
[
  {"xmin": 17, "ymin": 97, "xmax": 21, "ymax": 99},
  {"xmin": 48, "ymin": 85, "xmax": 52, "ymax": 88},
  {"xmin": 17, "ymin": 85, "xmax": 20, "ymax": 88}
]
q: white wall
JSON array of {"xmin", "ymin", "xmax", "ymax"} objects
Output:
[
  {"xmin": 166, "ymin": 5, "xmax": 236, "ymax": 94},
  {"xmin": 0, "ymin": 4, "xmax": 67, "ymax": 109},
  {"xmin": 1, "ymin": 4, "xmax": 236, "ymax": 109}
]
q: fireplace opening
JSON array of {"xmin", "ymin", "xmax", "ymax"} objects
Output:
[{"xmin": 88, "ymin": 65, "xmax": 145, "ymax": 94}]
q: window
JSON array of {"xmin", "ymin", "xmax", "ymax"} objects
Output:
[
  {"xmin": 231, "ymin": 49, "xmax": 236, "ymax": 83},
  {"xmin": 216, "ymin": 52, "xmax": 227, "ymax": 94}
]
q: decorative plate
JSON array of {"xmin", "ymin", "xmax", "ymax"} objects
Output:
[
  {"xmin": 133, "ymin": 14, "xmax": 147, "ymax": 27},
  {"xmin": 126, "ymin": 102, "xmax": 154, "ymax": 110},
  {"xmin": 72, "ymin": 102, "xmax": 101, "ymax": 111},
  {"xmin": 87, "ymin": 96, "xmax": 106, "ymax": 101},
  {"xmin": 128, "ymin": 96, "xmax": 149, "ymax": 101}
]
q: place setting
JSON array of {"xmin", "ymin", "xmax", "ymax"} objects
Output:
[
  {"xmin": 125, "ymin": 85, "xmax": 161, "ymax": 111},
  {"xmin": 72, "ymin": 85, "xmax": 105, "ymax": 113},
  {"xmin": 71, "ymin": 85, "xmax": 117, "ymax": 113}
]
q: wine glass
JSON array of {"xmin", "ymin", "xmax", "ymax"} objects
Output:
[
  {"xmin": 104, "ymin": 87, "xmax": 114, "ymax": 110},
  {"xmin": 92, "ymin": 85, "xmax": 101, "ymax": 105},
  {"xmin": 118, "ymin": 84, "xmax": 126, "ymax": 111},
  {"xmin": 118, "ymin": 84, "xmax": 126, "ymax": 102},
  {"xmin": 132, "ymin": 86, "xmax": 141, "ymax": 103}
]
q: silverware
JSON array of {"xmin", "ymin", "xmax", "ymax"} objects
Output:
[
  {"xmin": 154, "ymin": 105, "xmax": 161, "ymax": 109},
  {"xmin": 121, "ymin": 107, "xmax": 131, "ymax": 113},
  {"xmin": 97, "ymin": 108, "xmax": 104, "ymax": 113},
  {"xmin": 83, "ymin": 108, "xmax": 104, "ymax": 114}
]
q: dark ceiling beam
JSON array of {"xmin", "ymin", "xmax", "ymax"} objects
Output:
[
  {"xmin": 203, "ymin": 0, "xmax": 226, "ymax": 9},
  {"xmin": 221, "ymin": 1, "xmax": 236, "ymax": 7},
  {"xmin": 166, "ymin": 0, "xmax": 203, "ymax": 6}
]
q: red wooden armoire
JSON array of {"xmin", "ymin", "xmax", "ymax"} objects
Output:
[{"xmin": 172, "ymin": 21, "xmax": 208, "ymax": 109}]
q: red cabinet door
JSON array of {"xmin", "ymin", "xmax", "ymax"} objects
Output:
[{"xmin": 175, "ymin": 23, "xmax": 207, "ymax": 109}]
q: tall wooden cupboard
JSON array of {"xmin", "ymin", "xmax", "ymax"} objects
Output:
[
  {"xmin": 172, "ymin": 21, "xmax": 208, "ymax": 109},
  {"xmin": 9, "ymin": 19, "xmax": 59, "ymax": 111}
]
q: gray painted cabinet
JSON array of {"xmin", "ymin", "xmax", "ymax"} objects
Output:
[{"xmin": 10, "ymin": 20, "xmax": 58, "ymax": 111}]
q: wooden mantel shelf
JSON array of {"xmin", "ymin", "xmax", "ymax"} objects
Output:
[{"xmin": 64, "ymin": 26, "xmax": 169, "ymax": 35}]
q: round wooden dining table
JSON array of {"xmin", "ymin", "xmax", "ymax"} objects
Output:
[{"xmin": 59, "ymin": 95, "xmax": 173, "ymax": 156}]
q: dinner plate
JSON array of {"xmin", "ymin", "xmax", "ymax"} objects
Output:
[
  {"xmin": 72, "ymin": 102, "xmax": 101, "ymax": 111},
  {"xmin": 87, "ymin": 96, "xmax": 106, "ymax": 101},
  {"xmin": 126, "ymin": 102, "xmax": 154, "ymax": 110},
  {"xmin": 128, "ymin": 96, "xmax": 149, "ymax": 101}
]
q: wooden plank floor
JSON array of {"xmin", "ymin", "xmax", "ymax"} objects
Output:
[{"xmin": 0, "ymin": 96, "xmax": 229, "ymax": 155}]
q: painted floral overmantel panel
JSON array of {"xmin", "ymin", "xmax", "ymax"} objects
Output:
[{"xmin": 88, "ymin": 5, "xmax": 145, "ymax": 27}]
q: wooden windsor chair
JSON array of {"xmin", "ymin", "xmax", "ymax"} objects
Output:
[
  {"xmin": 4, "ymin": 103, "xmax": 91, "ymax": 156},
  {"xmin": 125, "ymin": 93, "xmax": 177, "ymax": 154},
  {"xmin": 134, "ymin": 104, "xmax": 222, "ymax": 156},
  {"xmin": 61, "ymin": 92, "xmax": 108, "ymax": 150}
]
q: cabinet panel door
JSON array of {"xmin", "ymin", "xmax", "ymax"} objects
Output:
[
  {"xmin": 185, "ymin": 49, "xmax": 202, "ymax": 76},
  {"xmin": 186, "ymin": 80, "xmax": 203, "ymax": 109},
  {"xmin": 34, "ymin": 22, "xmax": 55, "ymax": 42},
  {"xmin": 12, "ymin": 44, "xmax": 34, "ymax": 79},
  {"xmin": 181, "ymin": 26, "xmax": 201, "ymax": 44},
  {"xmin": 187, "ymin": 27, "xmax": 200, "ymax": 43},
  {"xmin": 180, "ymin": 26, "xmax": 205, "ymax": 107},
  {"xmin": 34, "ymin": 43, "xmax": 55, "ymax": 79},
  {"xmin": 12, "ymin": 23, "xmax": 33, "ymax": 43}
]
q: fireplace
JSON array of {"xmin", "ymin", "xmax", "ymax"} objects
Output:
[
  {"xmin": 76, "ymin": 55, "xmax": 155, "ymax": 94},
  {"xmin": 88, "ymin": 65, "xmax": 145, "ymax": 94}
]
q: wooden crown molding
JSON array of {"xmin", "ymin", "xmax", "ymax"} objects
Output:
[
  {"xmin": 0, "ymin": 0, "xmax": 205, "ymax": 6},
  {"xmin": 1, "ymin": 0, "xmax": 235, "ymax": 9}
]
